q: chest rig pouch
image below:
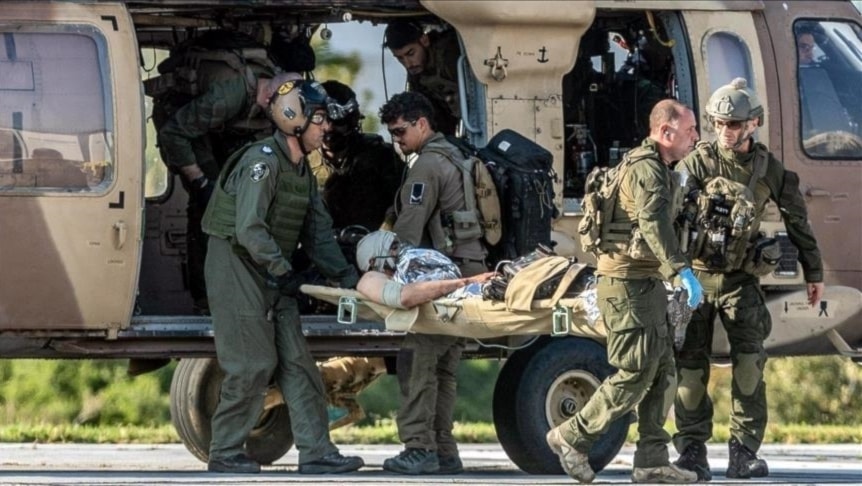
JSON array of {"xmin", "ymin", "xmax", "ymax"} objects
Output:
[
  {"xmin": 686, "ymin": 144, "xmax": 781, "ymax": 275},
  {"xmin": 688, "ymin": 177, "xmax": 757, "ymax": 271}
]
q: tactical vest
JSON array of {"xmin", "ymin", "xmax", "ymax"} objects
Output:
[
  {"xmin": 202, "ymin": 140, "xmax": 311, "ymax": 259},
  {"xmin": 684, "ymin": 141, "xmax": 767, "ymax": 272},
  {"xmin": 578, "ymin": 145, "xmax": 656, "ymax": 257}
]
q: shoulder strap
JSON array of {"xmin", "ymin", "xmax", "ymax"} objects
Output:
[
  {"xmin": 423, "ymin": 147, "xmax": 478, "ymax": 216},
  {"xmin": 748, "ymin": 144, "xmax": 768, "ymax": 192},
  {"xmin": 695, "ymin": 140, "xmax": 719, "ymax": 176}
]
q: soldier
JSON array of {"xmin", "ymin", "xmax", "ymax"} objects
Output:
[
  {"xmin": 376, "ymin": 92, "xmax": 488, "ymax": 475},
  {"xmin": 546, "ymin": 99, "xmax": 703, "ymax": 484},
  {"xmin": 384, "ymin": 20, "xmax": 461, "ymax": 136},
  {"xmin": 672, "ymin": 78, "xmax": 824, "ymax": 481},
  {"xmin": 201, "ymin": 79, "xmax": 363, "ymax": 474},
  {"xmin": 316, "ymin": 80, "xmax": 403, "ymax": 231}
]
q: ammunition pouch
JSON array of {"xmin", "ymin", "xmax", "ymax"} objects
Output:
[
  {"xmin": 449, "ymin": 209, "xmax": 484, "ymax": 242},
  {"xmin": 742, "ymin": 233, "xmax": 782, "ymax": 277},
  {"xmin": 577, "ymin": 190, "xmax": 602, "ymax": 254}
]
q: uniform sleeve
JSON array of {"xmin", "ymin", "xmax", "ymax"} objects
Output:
[
  {"xmin": 158, "ymin": 78, "xmax": 250, "ymax": 170},
  {"xmin": 393, "ymin": 155, "xmax": 440, "ymax": 246},
  {"xmin": 633, "ymin": 161, "xmax": 689, "ymax": 277},
  {"xmin": 229, "ymin": 155, "xmax": 291, "ymax": 277},
  {"xmin": 766, "ymin": 156, "xmax": 824, "ymax": 282},
  {"xmin": 300, "ymin": 181, "xmax": 359, "ymax": 287}
]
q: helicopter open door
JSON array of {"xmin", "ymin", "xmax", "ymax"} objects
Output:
[{"xmin": 0, "ymin": 3, "xmax": 143, "ymax": 332}]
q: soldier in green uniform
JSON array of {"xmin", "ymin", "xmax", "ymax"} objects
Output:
[
  {"xmin": 155, "ymin": 56, "xmax": 303, "ymax": 314},
  {"xmin": 201, "ymin": 79, "xmax": 363, "ymax": 474},
  {"xmin": 384, "ymin": 20, "xmax": 461, "ymax": 136},
  {"xmin": 672, "ymin": 78, "xmax": 825, "ymax": 481},
  {"xmin": 375, "ymin": 92, "xmax": 487, "ymax": 475},
  {"xmin": 546, "ymin": 99, "xmax": 703, "ymax": 484}
]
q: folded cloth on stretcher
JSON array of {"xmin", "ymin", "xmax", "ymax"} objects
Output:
[{"xmin": 300, "ymin": 260, "xmax": 608, "ymax": 341}]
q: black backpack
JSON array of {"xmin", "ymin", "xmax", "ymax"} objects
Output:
[{"xmin": 448, "ymin": 129, "xmax": 558, "ymax": 263}]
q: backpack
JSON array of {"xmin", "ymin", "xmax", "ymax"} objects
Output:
[
  {"xmin": 577, "ymin": 147, "xmax": 652, "ymax": 257},
  {"xmin": 427, "ymin": 138, "xmax": 502, "ymax": 249},
  {"xmin": 448, "ymin": 129, "xmax": 558, "ymax": 262}
]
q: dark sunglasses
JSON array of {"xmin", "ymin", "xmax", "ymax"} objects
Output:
[
  {"xmin": 713, "ymin": 119, "xmax": 745, "ymax": 130},
  {"xmin": 388, "ymin": 120, "xmax": 417, "ymax": 137}
]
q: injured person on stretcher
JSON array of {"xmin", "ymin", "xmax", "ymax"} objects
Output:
[{"xmin": 300, "ymin": 230, "xmax": 608, "ymax": 341}]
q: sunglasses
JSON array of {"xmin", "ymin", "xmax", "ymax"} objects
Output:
[
  {"xmin": 388, "ymin": 120, "xmax": 417, "ymax": 137},
  {"xmin": 713, "ymin": 119, "xmax": 746, "ymax": 130}
]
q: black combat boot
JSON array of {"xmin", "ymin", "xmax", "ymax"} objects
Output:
[
  {"xmin": 674, "ymin": 441, "xmax": 712, "ymax": 481},
  {"xmin": 726, "ymin": 437, "xmax": 769, "ymax": 479}
]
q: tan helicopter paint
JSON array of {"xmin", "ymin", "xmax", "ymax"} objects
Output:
[
  {"xmin": 423, "ymin": 0, "xmax": 593, "ymax": 213},
  {"xmin": 0, "ymin": 3, "xmax": 143, "ymax": 332}
]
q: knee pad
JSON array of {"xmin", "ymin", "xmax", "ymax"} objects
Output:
[
  {"xmin": 677, "ymin": 368, "xmax": 707, "ymax": 411},
  {"xmin": 733, "ymin": 352, "xmax": 764, "ymax": 396}
]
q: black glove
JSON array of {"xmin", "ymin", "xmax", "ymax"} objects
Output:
[
  {"xmin": 190, "ymin": 175, "xmax": 215, "ymax": 212},
  {"xmin": 266, "ymin": 271, "xmax": 304, "ymax": 296}
]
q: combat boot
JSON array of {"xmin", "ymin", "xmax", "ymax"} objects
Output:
[
  {"xmin": 382, "ymin": 448, "xmax": 440, "ymax": 475},
  {"xmin": 726, "ymin": 437, "xmax": 769, "ymax": 479},
  {"xmin": 438, "ymin": 453, "xmax": 464, "ymax": 474},
  {"xmin": 674, "ymin": 441, "xmax": 712, "ymax": 481},
  {"xmin": 545, "ymin": 426, "xmax": 595, "ymax": 483},
  {"xmin": 207, "ymin": 453, "xmax": 261, "ymax": 474},
  {"xmin": 632, "ymin": 464, "xmax": 698, "ymax": 483}
]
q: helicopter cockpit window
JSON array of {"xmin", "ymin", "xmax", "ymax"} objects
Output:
[
  {"xmin": 795, "ymin": 20, "xmax": 862, "ymax": 159},
  {"xmin": 0, "ymin": 30, "xmax": 113, "ymax": 193}
]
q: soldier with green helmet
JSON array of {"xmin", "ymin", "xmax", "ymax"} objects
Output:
[
  {"xmin": 201, "ymin": 79, "xmax": 363, "ymax": 475},
  {"xmin": 547, "ymin": 99, "xmax": 703, "ymax": 484},
  {"xmin": 672, "ymin": 78, "xmax": 825, "ymax": 481}
]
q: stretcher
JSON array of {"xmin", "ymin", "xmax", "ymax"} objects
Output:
[{"xmin": 300, "ymin": 261, "xmax": 608, "ymax": 341}]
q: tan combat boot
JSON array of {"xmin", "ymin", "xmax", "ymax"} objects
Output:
[
  {"xmin": 546, "ymin": 426, "xmax": 595, "ymax": 483},
  {"xmin": 632, "ymin": 463, "xmax": 698, "ymax": 483}
]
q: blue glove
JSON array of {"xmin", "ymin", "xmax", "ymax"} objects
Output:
[{"xmin": 678, "ymin": 267, "xmax": 704, "ymax": 308}]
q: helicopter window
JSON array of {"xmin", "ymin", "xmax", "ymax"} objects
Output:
[
  {"xmin": 795, "ymin": 20, "xmax": 862, "ymax": 159},
  {"xmin": 704, "ymin": 32, "xmax": 754, "ymax": 95},
  {"xmin": 0, "ymin": 30, "xmax": 113, "ymax": 193}
]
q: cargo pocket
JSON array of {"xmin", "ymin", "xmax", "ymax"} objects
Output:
[{"xmin": 600, "ymin": 285, "xmax": 646, "ymax": 372}]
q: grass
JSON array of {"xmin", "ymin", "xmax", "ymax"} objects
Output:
[{"xmin": 0, "ymin": 420, "xmax": 858, "ymax": 445}]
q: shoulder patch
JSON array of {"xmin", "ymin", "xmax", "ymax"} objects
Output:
[
  {"xmin": 250, "ymin": 162, "xmax": 270, "ymax": 182},
  {"xmin": 409, "ymin": 182, "xmax": 425, "ymax": 205},
  {"xmin": 261, "ymin": 145, "xmax": 273, "ymax": 155}
]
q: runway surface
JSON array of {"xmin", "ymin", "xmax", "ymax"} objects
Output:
[{"xmin": 0, "ymin": 442, "xmax": 859, "ymax": 484}]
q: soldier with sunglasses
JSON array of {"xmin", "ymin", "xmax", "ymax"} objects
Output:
[
  {"xmin": 672, "ymin": 78, "xmax": 824, "ymax": 481},
  {"xmin": 375, "ymin": 91, "xmax": 489, "ymax": 475}
]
